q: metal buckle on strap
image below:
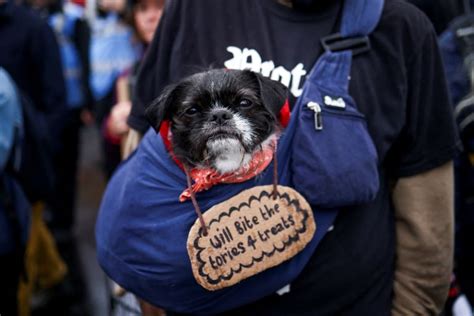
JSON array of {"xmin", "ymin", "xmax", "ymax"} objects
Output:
[{"xmin": 321, "ymin": 33, "xmax": 371, "ymax": 56}]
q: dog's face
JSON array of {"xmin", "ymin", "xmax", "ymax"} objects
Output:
[{"xmin": 145, "ymin": 69, "xmax": 287, "ymax": 173}]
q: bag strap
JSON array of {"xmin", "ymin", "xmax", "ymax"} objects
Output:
[
  {"xmin": 280, "ymin": 0, "xmax": 386, "ymax": 146},
  {"xmin": 307, "ymin": 0, "xmax": 384, "ymax": 96},
  {"xmin": 321, "ymin": 0, "xmax": 385, "ymax": 56}
]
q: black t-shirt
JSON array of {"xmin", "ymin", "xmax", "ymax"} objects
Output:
[
  {"xmin": 129, "ymin": 0, "xmax": 342, "ymax": 132},
  {"xmin": 129, "ymin": 0, "xmax": 458, "ymax": 315}
]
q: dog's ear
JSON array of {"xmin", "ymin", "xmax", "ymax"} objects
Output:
[
  {"xmin": 145, "ymin": 83, "xmax": 179, "ymax": 133},
  {"xmin": 247, "ymin": 70, "xmax": 288, "ymax": 117}
]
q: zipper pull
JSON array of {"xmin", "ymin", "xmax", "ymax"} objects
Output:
[{"xmin": 307, "ymin": 102, "xmax": 323, "ymax": 130}]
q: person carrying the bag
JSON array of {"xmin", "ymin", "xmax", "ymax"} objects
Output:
[{"xmin": 107, "ymin": 0, "xmax": 458, "ymax": 314}]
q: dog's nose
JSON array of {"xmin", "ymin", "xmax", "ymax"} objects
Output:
[{"xmin": 211, "ymin": 110, "xmax": 232, "ymax": 124}]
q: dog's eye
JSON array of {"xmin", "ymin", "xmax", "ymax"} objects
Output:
[
  {"xmin": 185, "ymin": 106, "xmax": 199, "ymax": 115},
  {"xmin": 239, "ymin": 99, "xmax": 252, "ymax": 108}
]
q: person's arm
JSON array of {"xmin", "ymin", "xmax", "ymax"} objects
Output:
[
  {"xmin": 121, "ymin": 129, "xmax": 142, "ymax": 159},
  {"xmin": 389, "ymin": 14, "xmax": 459, "ymax": 315},
  {"xmin": 123, "ymin": 0, "xmax": 180, "ymax": 157},
  {"xmin": 392, "ymin": 162, "xmax": 454, "ymax": 315}
]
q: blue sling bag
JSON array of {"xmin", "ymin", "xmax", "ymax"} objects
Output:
[{"xmin": 96, "ymin": 0, "xmax": 383, "ymax": 314}]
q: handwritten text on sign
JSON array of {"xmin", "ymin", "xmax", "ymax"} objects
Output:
[{"xmin": 187, "ymin": 185, "xmax": 315, "ymax": 291}]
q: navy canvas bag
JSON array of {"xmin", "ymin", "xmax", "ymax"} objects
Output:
[{"xmin": 96, "ymin": 0, "xmax": 383, "ymax": 314}]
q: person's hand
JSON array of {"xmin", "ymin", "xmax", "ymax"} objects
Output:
[
  {"xmin": 138, "ymin": 299, "xmax": 166, "ymax": 316},
  {"xmin": 80, "ymin": 109, "xmax": 95, "ymax": 126},
  {"xmin": 107, "ymin": 101, "xmax": 132, "ymax": 137}
]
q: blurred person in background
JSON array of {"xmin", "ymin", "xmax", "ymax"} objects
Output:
[
  {"xmin": 89, "ymin": 0, "xmax": 141, "ymax": 177},
  {"xmin": 0, "ymin": 0, "xmax": 71, "ymax": 314},
  {"xmin": 90, "ymin": 0, "xmax": 134, "ymax": 116},
  {"xmin": 29, "ymin": 0, "xmax": 94, "ymax": 238},
  {"xmin": 104, "ymin": 0, "xmax": 164, "ymax": 170},
  {"xmin": 23, "ymin": 0, "xmax": 94, "ymax": 313},
  {"xmin": 0, "ymin": 0, "xmax": 66, "ymax": 203},
  {"xmin": 0, "ymin": 67, "xmax": 30, "ymax": 316},
  {"xmin": 439, "ymin": 1, "xmax": 474, "ymax": 313}
]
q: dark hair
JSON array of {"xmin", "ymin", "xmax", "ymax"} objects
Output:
[{"xmin": 123, "ymin": 0, "xmax": 144, "ymax": 43}]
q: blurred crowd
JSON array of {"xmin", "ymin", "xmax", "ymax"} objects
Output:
[
  {"xmin": 0, "ymin": 0, "xmax": 163, "ymax": 314},
  {"xmin": 0, "ymin": 0, "xmax": 473, "ymax": 315}
]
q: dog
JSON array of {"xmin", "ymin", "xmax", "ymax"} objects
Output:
[{"xmin": 145, "ymin": 69, "xmax": 288, "ymax": 174}]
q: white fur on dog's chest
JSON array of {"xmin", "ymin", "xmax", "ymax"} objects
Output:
[{"xmin": 206, "ymin": 138, "xmax": 251, "ymax": 173}]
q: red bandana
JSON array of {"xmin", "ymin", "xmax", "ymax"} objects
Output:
[{"xmin": 179, "ymin": 139, "xmax": 276, "ymax": 202}]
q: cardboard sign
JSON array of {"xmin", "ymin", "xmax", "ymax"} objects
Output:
[{"xmin": 187, "ymin": 185, "xmax": 315, "ymax": 291}]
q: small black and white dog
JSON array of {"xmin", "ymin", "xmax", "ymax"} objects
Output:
[{"xmin": 145, "ymin": 69, "xmax": 287, "ymax": 173}]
